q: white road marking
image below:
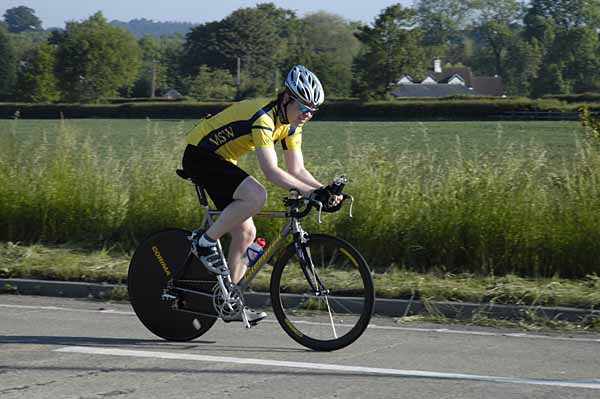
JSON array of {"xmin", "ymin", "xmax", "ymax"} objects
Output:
[
  {"xmin": 0, "ymin": 303, "xmax": 135, "ymax": 315},
  {"xmin": 54, "ymin": 346, "xmax": 600, "ymax": 390},
  {"xmin": 2, "ymin": 303, "xmax": 600, "ymax": 343}
]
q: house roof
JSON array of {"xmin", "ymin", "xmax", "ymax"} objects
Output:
[
  {"xmin": 472, "ymin": 77, "xmax": 504, "ymax": 96},
  {"xmin": 438, "ymin": 74, "xmax": 465, "ymax": 84},
  {"xmin": 393, "ymin": 62, "xmax": 505, "ymax": 97},
  {"xmin": 421, "ymin": 75, "xmax": 438, "ymax": 84},
  {"xmin": 428, "ymin": 67, "xmax": 474, "ymax": 87},
  {"xmin": 390, "ymin": 84, "xmax": 474, "ymax": 98},
  {"xmin": 398, "ymin": 75, "xmax": 415, "ymax": 83}
]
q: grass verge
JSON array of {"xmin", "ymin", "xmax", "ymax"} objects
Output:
[
  {"xmin": 2, "ymin": 241, "xmax": 599, "ymax": 309},
  {"xmin": 2, "ymin": 242, "xmax": 598, "ymax": 333},
  {"xmin": 394, "ymin": 313, "xmax": 600, "ymax": 334}
]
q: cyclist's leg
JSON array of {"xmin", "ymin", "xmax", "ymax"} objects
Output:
[
  {"xmin": 227, "ymin": 218, "xmax": 256, "ymax": 284},
  {"xmin": 194, "ymin": 177, "xmax": 266, "ymax": 279},
  {"xmin": 204, "ymin": 176, "xmax": 266, "ymax": 240}
]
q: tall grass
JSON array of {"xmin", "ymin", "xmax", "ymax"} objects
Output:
[
  {"xmin": 0, "ymin": 120, "xmax": 199, "ymax": 248},
  {"xmin": 1, "ymin": 119, "xmax": 599, "ymax": 277}
]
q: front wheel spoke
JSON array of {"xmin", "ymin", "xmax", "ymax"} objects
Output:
[
  {"xmin": 323, "ymin": 296, "xmax": 338, "ymax": 339},
  {"xmin": 328, "ymin": 247, "xmax": 339, "ymax": 267}
]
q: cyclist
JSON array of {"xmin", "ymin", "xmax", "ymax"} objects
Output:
[{"xmin": 182, "ymin": 65, "xmax": 341, "ymax": 324}]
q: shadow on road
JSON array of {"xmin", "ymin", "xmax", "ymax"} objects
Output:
[{"xmin": 0, "ymin": 335, "xmax": 308, "ymax": 353}]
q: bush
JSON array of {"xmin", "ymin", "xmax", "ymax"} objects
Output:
[
  {"xmin": 2, "ymin": 98, "xmax": 597, "ymax": 120},
  {"xmin": 544, "ymin": 92, "xmax": 600, "ymax": 104}
]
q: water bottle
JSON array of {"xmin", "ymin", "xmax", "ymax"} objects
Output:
[{"xmin": 242, "ymin": 238, "xmax": 266, "ymax": 266}]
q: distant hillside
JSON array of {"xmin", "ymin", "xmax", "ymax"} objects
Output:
[{"xmin": 109, "ymin": 18, "xmax": 195, "ymax": 37}]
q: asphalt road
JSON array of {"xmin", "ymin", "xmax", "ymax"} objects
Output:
[{"xmin": 1, "ymin": 295, "xmax": 600, "ymax": 399}]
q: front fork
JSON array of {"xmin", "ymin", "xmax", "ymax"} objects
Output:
[{"xmin": 293, "ymin": 232, "xmax": 329, "ymax": 296}]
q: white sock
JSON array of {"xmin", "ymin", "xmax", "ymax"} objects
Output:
[{"xmin": 197, "ymin": 234, "xmax": 217, "ymax": 247}]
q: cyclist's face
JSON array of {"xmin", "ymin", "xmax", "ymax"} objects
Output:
[{"xmin": 286, "ymin": 96, "xmax": 316, "ymax": 126}]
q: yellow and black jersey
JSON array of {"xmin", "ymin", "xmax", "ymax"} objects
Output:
[{"xmin": 185, "ymin": 98, "xmax": 302, "ymax": 164}]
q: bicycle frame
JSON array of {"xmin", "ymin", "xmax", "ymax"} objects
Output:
[
  {"xmin": 197, "ymin": 206, "xmax": 304, "ymax": 290},
  {"xmin": 165, "ymin": 182, "xmax": 335, "ymax": 328}
]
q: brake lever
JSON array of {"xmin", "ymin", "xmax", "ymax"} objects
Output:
[
  {"xmin": 343, "ymin": 194, "xmax": 354, "ymax": 218},
  {"xmin": 314, "ymin": 200, "xmax": 323, "ymax": 224}
]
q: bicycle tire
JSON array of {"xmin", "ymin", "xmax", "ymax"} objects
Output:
[
  {"xmin": 128, "ymin": 228, "xmax": 218, "ymax": 341},
  {"xmin": 270, "ymin": 234, "xmax": 375, "ymax": 351}
]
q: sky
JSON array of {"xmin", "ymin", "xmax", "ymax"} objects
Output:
[{"xmin": 2, "ymin": 0, "xmax": 415, "ymax": 29}]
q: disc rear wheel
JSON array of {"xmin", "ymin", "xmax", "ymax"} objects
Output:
[{"xmin": 128, "ymin": 229, "xmax": 218, "ymax": 341}]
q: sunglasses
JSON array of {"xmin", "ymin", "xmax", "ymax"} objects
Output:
[{"xmin": 294, "ymin": 99, "xmax": 318, "ymax": 114}]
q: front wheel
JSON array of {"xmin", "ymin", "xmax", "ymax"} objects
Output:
[{"xmin": 270, "ymin": 234, "xmax": 375, "ymax": 351}]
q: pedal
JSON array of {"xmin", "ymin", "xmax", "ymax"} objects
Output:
[{"xmin": 160, "ymin": 292, "xmax": 177, "ymax": 301}]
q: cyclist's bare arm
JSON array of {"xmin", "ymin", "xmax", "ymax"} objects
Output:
[
  {"xmin": 283, "ymin": 149, "xmax": 343, "ymax": 207},
  {"xmin": 255, "ymin": 146, "xmax": 315, "ymax": 196},
  {"xmin": 284, "ymin": 148, "xmax": 323, "ymax": 189}
]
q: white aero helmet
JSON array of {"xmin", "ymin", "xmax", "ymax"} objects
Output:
[{"xmin": 284, "ymin": 65, "xmax": 324, "ymax": 108}]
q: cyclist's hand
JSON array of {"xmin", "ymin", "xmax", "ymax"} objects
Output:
[
  {"xmin": 328, "ymin": 194, "xmax": 343, "ymax": 207},
  {"xmin": 310, "ymin": 187, "xmax": 343, "ymax": 212},
  {"xmin": 309, "ymin": 187, "xmax": 330, "ymax": 205}
]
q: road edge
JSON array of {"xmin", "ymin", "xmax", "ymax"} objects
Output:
[{"xmin": 1, "ymin": 277, "xmax": 598, "ymax": 322}]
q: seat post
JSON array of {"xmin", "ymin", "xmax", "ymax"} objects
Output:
[
  {"xmin": 194, "ymin": 184, "xmax": 209, "ymax": 207},
  {"xmin": 176, "ymin": 168, "xmax": 210, "ymax": 207}
]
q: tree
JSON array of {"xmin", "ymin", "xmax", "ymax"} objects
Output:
[
  {"xmin": 563, "ymin": 28, "xmax": 600, "ymax": 92},
  {"xmin": 524, "ymin": 0, "xmax": 600, "ymax": 95},
  {"xmin": 6, "ymin": 31, "xmax": 49, "ymax": 62},
  {"xmin": 533, "ymin": 62, "xmax": 571, "ymax": 95},
  {"xmin": 352, "ymin": 4, "xmax": 425, "ymax": 99},
  {"xmin": 131, "ymin": 35, "xmax": 166, "ymax": 97},
  {"xmin": 299, "ymin": 12, "xmax": 361, "ymax": 97},
  {"xmin": 53, "ymin": 12, "xmax": 142, "ymax": 102},
  {"xmin": 501, "ymin": 38, "xmax": 543, "ymax": 95},
  {"xmin": 15, "ymin": 43, "xmax": 60, "ymax": 102},
  {"xmin": 218, "ymin": 7, "xmax": 283, "ymax": 95},
  {"xmin": 181, "ymin": 21, "xmax": 227, "ymax": 76},
  {"xmin": 160, "ymin": 34, "xmax": 188, "ymax": 94},
  {"xmin": 466, "ymin": 0, "xmax": 547, "ymax": 96},
  {"xmin": 109, "ymin": 18, "xmax": 194, "ymax": 38},
  {"xmin": 3, "ymin": 6, "xmax": 42, "ymax": 33},
  {"xmin": 524, "ymin": 0, "xmax": 600, "ymax": 31},
  {"xmin": 182, "ymin": 3, "xmax": 296, "ymax": 97},
  {"xmin": 189, "ymin": 65, "xmax": 236, "ymax": 100},
  {"xmin": 0, "ymin": 27, "xmax": 17, "ymax": 99},
  {"xmin": 415, "ymin": 0, "xmax": 473, "ymax": 61}
]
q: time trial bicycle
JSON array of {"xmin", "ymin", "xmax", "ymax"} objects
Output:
[{"xmin": 127, "ymin": 170, "xmax": 375, "ymax": 351}]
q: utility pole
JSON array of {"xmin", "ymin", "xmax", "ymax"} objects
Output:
[
  {"xmin": 236, "ymin": 57, "xmax": 241, "ymax": 89},
  {"xmin": 150, "ymin": 59, "xmax": 157, "ymax": 98}
]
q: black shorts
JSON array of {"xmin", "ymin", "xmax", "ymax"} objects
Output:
[{"xmin": 182, "ymin": 144, "xmax": 249, "ymax": 210}]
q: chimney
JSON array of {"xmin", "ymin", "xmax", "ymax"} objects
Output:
[{"xmin": 434, "ymin": 58, "xmax": 442, "ymax": 73}]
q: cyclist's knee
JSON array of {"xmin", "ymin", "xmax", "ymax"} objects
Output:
[
  {"xmin": 254, "ymin": 187, "xmax": 267, "ymax": 210},
  {"xmin": 233, "ymin": 221, "xmax": 256, "ymax": 243}
]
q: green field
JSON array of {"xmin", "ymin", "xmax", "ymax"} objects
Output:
[
  {"xmin": 2, "ymin": 118, "xmax": 599, "ymax": 278},
  {"xmin": 0, "ymin": 119, "xmax": 584, "ymax": 163}
]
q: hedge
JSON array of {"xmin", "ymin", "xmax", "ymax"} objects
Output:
[
  {"xmin": 1, "ymin": 98, "xmax": 598, "ymax": 120},
  {"xmin": 543, "ymin": 92, "xmax": 600, "ymax": 104}
]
